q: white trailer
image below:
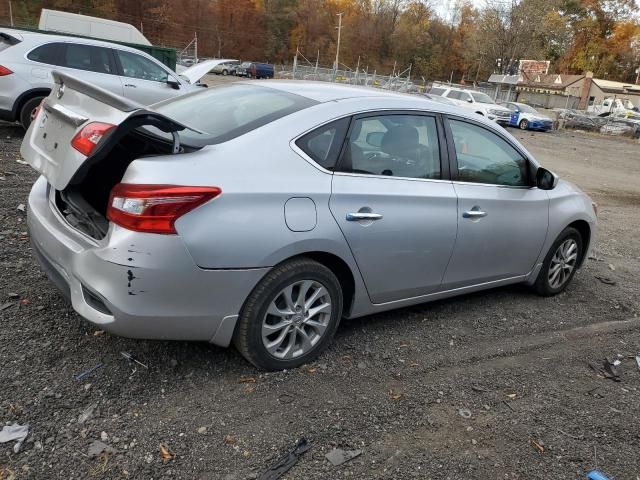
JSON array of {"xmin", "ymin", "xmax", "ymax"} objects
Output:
[{"xmin": 38, "ymin": 9, "xmax": 151, "ymax": 46}]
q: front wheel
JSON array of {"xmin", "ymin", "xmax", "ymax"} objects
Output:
[
  {"xmin": 233, "ymin": 258, "xmax": 343, "ymax": 370},
  {"xmin": 519, "ymin": 119, "xmax": 529, "ymax": 130},
  {"xmin": 222, "ymin": 69, "xmax": 228, "ymax": 76},
  {"xmin": 533, "ymin": 227, "xmax": 583, "ymax": 296}
]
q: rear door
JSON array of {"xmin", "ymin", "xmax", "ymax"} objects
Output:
[
  {"xmin": 441, "ymin": 117, "xmax": 549, "ymax": 288},
  {"xmin": 114, "ymin": 49, "xmax": 182, "ymax": 105},
  {"xmin": 55, "ymin": 43, "xmax": 124, "ymax": 97},
  {"xmin": 329, "ymin": 112, "xmax": 458, "ymax": 304}
]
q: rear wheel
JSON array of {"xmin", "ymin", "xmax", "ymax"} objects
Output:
[
  {"xmin": 519, "ymin": 119, "xmax": 529, "ymax": 130},
  {"xmin": 534, "ymin": 227, "xmax": 583, "ymax": 296},
  {"xmin": 234, "ymin": 258, "xmax": 343, "ymax": 370},
  {"xmin": 222, "ymin": 69, "xmax": 228, "ymax": 76},
  {"xmin": 20, "ymin": 96, "xmax": 45, "ymax": 130}
]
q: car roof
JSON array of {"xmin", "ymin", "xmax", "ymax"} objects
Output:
[
  {"xmin": 0, "ymin": 28, "xmax": 155, "ymax": 56},
  {"xmin": 246, "ymin": 80, "xmax": 420, "ymax": 103}
]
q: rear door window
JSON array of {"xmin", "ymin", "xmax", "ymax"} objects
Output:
[
  {"xmin": 27, "ymin": 42, "xmax": 62, "ymax": 65},
  {"xmin": 60, "ymin": 44, "xmax": 115, "ymax": 74},
  {"xmin": 446, "ymin": 90, "xmax": 462, "ymax": 100},
  {"xmin": 429, "ymin": 87, "xmax": 446, "ymax": 96},
  {"xmin": 296, "ymin": 118, "xmax": 350, "ymax": 170}
]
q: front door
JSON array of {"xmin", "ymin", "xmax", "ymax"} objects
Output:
[
  {"xmin": 442, "ymin": 118, "xmax": 549, "ymax": 288},
  {"xmin": 329, "ymin": 112, "xmax": 458, "ymax": 304}
]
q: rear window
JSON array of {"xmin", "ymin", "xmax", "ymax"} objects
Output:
[
  {"xmin": 151, "ymin": 84, "xmax": 317, "ymax": 147},
  {"xmin": 27, "ymin": 42, "xmax": 62, "ymax": 65}
]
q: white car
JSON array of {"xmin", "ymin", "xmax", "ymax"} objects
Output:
[
  {"xmin": 0, "ymin": 28, "xmax": 230, "ymax": 128},
  {"xmin": 429, "ymin": 86, "xmax": 511, "ymax": 125}
]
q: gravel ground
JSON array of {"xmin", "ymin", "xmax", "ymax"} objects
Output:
[{"xmin": 1, "ymin": 123, "xmax": 639, "ymax": 479}]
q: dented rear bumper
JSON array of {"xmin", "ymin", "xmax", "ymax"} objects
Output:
[{"xmin": 27, "ymin": 176, "xmax": 268, "ymax": 346}]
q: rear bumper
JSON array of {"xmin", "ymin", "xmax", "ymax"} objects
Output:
[{"xmin": 27, "ymin": 176, "xmax": 268, "ymax": 346}]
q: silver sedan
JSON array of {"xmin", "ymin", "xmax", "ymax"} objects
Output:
[{"xmin": 22, "ymin": 72, "xmax": 597, "ymax": 370}]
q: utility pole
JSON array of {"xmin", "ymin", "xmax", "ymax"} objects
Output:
[
  {"xmin": 194, "ymin": 32, "xmax": 198, "ymax": 64},
  {"xmin": 334, "ymin": 12, "xmax": 343, "ymax": 71},
  {"xmin": 9, "ymin": 1, "xmax": 14, "ymax": 27}
]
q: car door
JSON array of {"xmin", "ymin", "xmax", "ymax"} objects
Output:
[
  {"xmin": 442, "ymin": 117, "xmax": 549, "ymax": 289},
  {"xmin": 506, "ymin": 103, "xmax": 521, "ymax": 127},
  {"xmin": 55, "ymin": 43, "xmax": 123, "ymax": 97},
  {"xmin": 114, "ymin": 49, "xmax": 182, "ymax": 105},
  {"xmin": 329, "ymin": 112, "xmax": 458, "ymax": 304}
]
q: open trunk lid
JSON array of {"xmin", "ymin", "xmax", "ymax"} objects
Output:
[{"xmin": 20, "ymin": 71, "xmax": 197, "ymax": 191}]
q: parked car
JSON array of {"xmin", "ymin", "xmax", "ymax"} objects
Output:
[
  {"xmin": 22, "ymin": 74, "xmax": 597, "ymax": 370},
  {"xmin": 431, "ymin": 86, "xmax": 512, "ymax": 125},
  {"xmin": 235, "ymin": 61, "xmax": 253, "ymax": 77},
  {"xmin": 503, "ymin": 102, "xmax": 554, "ymax": 131},
  {"xmin": 249, "ymin": 62, "xmax": 274, "ymax": 79},
  {"xmin": 0, "ymin": 28, "xmax": 219, "ymax": 129},
  {"xmin": 211, "ymin": 60, "xmax": 240, "ymax": 76},
  {"xmin": 423, "ymin": 93, "xmax": 458, "ymax": 106}
]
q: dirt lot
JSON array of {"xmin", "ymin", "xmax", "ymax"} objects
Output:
[{"xmin": 1, "ymin": 119, "xmax": 639, "ymax": 479}]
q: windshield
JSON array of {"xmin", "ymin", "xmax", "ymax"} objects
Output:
[
  {"xmin": 471, "ymin": 92, "xmax": 496, "ymax": 104},
  {"xmin": 150, "ymin": 84, "xmax": 317, "ymax": 147},
  {"xmin": 517, "ymin": 104, "xmax": 538, "ymax": 113}
]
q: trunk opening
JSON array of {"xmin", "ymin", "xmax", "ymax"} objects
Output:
[{"xmin": 56, "ymin": 127, "xmax": 199, "ymax": 240}]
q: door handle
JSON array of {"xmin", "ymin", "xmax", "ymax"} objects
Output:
[
  {"xmin": 124, "ymin": 83, "xmax": 137, "ymax": 88},
  {"xmin": 463, "ymin": 210, "xmax": 487, "ymax": 218},
  {"xmin": 346, "ymin": 212, "xmax": 383, "ymax": 221}
]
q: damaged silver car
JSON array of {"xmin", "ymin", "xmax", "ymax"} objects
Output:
[{"xmin": 23, "ymin": 72, "xmax": 597, "ymax": 370}]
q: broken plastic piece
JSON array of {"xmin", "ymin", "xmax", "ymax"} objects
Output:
[
  {"xmin": 587, "ymin": 470, "xmax": 610, "ymax": 480},
  {"xmin": 75, "ymin": 363, "xmax": 104, "ymax": 381},
  {"xmin": 257, "ymin": 438, "xmax": 311, "ymax": 480},
  {"xmin": 120, "ymin": 351, "xmax": 148, "ymax": 369},
  {"xmin": 0, "ymin": 423, "xmax": 29, "ymax": 453},
  {"xmin": 325, "ymin": 448, "xmax": 362, "ymax": 466}
]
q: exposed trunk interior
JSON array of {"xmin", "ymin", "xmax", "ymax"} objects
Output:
[{"xmin": 56, "ymin": 127, "xmax": 198, "ymax": 240}]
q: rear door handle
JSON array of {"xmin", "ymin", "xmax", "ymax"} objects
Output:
[
  {"xmin": 463, "ymin": 210, "xmax": 487, "ymax": 218},
  {"xmin": 346, "ymin": 212, "xmax": 383, "ymax": 221},
  {"xmin": 124, "ymin": 84, "xmax": 137, "ymax": 88}
]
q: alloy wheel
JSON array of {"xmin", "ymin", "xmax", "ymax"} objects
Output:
[
  {"xmin": 548, "ymin": 238, "xmax": 578, "ymax": 289},
  {"xmin": 261, "ymin": 280, "xmax": 332, "ymax": 360}
]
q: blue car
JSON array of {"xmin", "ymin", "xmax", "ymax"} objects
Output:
[{"xmin": 505, "ymin": 102, "xmax": 554, "ymax": 131}]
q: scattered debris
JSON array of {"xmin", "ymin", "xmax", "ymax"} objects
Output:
[
  {"xmin": 7, "ymin": 293, "xmax": 19, "ymax": 299},
  {"xmin": 389, "ymin": 389, "xmax": 403, "ymax": 400},
  {"xmin": 257, "ymin": 438, "xmax": 311, "ymax": 480},
  {"xmin": 87, "ymin": 440, "xmax": 115, "ymax": 458},
  {"xmin": 502, "ymin": 400, "xmax": 516, "ymax": 412},
  {"xmin": 595, "ymin": 276, "xmax": 616, "ymax": 286},
  {"xmin": 78, "ymin": 403, "xmax": 98, "ymax": 424},
  {"xmin": 74, "ymin": 363, "xmax": 104, "ymax": 381},
  {"xmin": 635, "ymin": 355, "xmax": 640, "ymax": 371},
  {"xmin": 16, "ymin": 204, "xmax": 25, "ymax": 212},
  {"xmin": 224, "ymin": 434, "xmax": 237, "ymax": 445},
  {"xmin": 505, "ymin": 393, "xmax": 517, "ymax": 400},
  {"xmin": 100, "ymin": 431, "xmax": 108, "ymax": 442},
  {"xmin": 239, "ymin": 375, "xmax": 256, "ymax": 383},
  {"xmin": 120, "ymin": 351, "xmax": 148, "ymax": 369},
  {"xmin": 0, "ymin": 423, "xmax": 29, "ymax": 453},
  {"xmin": 587, "ymin": 470, "xmax": 611, "ymax": 480},
  {"xmin": 197, "ymin": 427, "xmax": 207, "ymax": 434},
  {"xmin": 531, "ymin": 439, "xmax": 545, "ymax": 454},
  {"xmin": 325, "ymin": 447, "xmax": 362, "ymax": 466},
  {"xmin": 0, "ymin": 302, "xmax": 15, "ymax": 311},
  {"xmin": 159, "ymin": 444, "xmax": 173, "ymax": 461},
  {"xmin": 608, "ymin": 264, "xmax": 616, "ymax": 271},
  {"xmin": 589, "ymin": 358, "xmax": 621, "ymax": 382},
  {"xmin": 15, "ymin": 159, "xmax": 28, "ymax": 165},
  {"xmin": 458, "ymin": 408, "xmax": 472, "ymax": 419},
  {"xmin": 471, "ymin": 386, "xmax": 489, "ymax": 393},
  {"xmin": 93, "ymin": 330, "xmax": 105, "ymax": 336}
]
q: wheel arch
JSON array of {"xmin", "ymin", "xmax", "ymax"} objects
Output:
[
  {"xmin": 567, "ymin": 219, "xmax": 591, "ymax": 267},
  {"xmin": 13, "ymin": 88, "xmax": 51, "ymax": 119}
]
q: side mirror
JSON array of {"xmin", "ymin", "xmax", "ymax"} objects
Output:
[
  {"xmin": 467, "ymin": 98, "xmax": 473, "ymax": 103},
  {"xmin": 536, "ymin": 167, "xmax": 558, "ymax": 190},
  {"xmin": 167, "ymin": 79, "xmax": 181, "ymax": 90},
  {"xmin": 366, "ymin": 132, "xmax": 384, "ymax": 148}
]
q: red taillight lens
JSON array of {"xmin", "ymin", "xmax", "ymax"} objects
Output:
[
  {"xmin": 107, "ymin": 184, "xmax": 221, "ymax": 234},
  {"xmin": 71, "ymin": 122, "xmax": 116, "ymax": 156},
  {"xmin": 0, "ymin": 65, "xmax": 12, "ymax": 76}
]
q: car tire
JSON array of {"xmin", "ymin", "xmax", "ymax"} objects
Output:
[
  {"xmin": 20, "ymin": 96, "xmax": 45, "ymax": 130},
  {"xmin": 222, "ymin": 69, "xmax": 228, "ymax": 76},
  {"xmin": 519, "ymin": 119, "xmax": 529, "ymax": 130},
  {"xmin": 533, "ymin": 227, "xmax": 583, "ymax": 296},
  {"xmin": 233, "ymin": 258, "xmax": 343, "ymax": 370}
]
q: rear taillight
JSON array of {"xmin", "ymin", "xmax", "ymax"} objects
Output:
[
  {"xmin": 71, "ymin": 122, "xmax": 115, "ymax": 156},
  {"xmin": 107, "ymin": 184, "xmax": 221, "ymax": 234},
  {"xmin": 0, "ymin": 65, "xmax": 12, "ymax": 76}
]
